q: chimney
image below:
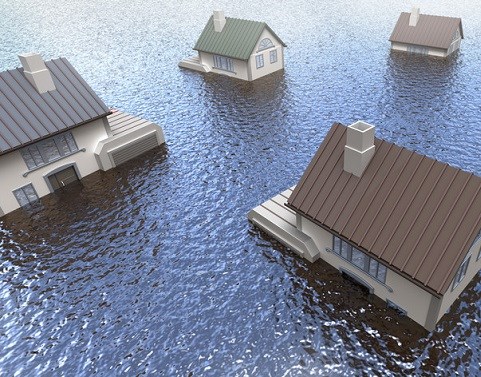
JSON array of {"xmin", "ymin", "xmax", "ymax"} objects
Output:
[
  {"xmin": 409, "ymin": 6, "xmax": 420, "ymax": 26},
  {"xmin": 213, "ymin": 10, "xmax": 226, "ymax": 32},
  {"xmin": 18, "ymin": 53, "xmax": 56, "ymax": 93},
  {"xmin": 344, "ymin": 121, "xmax": 376, "ymax": 177}
]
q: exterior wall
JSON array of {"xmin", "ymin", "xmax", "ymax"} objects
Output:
[
  {"xmin": 437, "ymin": 237, "xmax": 481, "ymax": 323},
  {"xmin": 248, "ymin": 29, "xmax": 285, "ymax": 81},
  {"xmin": 199, "ymin": 52, "xmax": 249, "ymax": 80},
  {"xmin": 299, "ymin": 216, "xmax": 436, "ymax": 329},
  {"xmin": 391, "ymin": 42, "xmax": 448, "ymax": 57},
  {"xmin": 0, "ymin": 118, "xmax": 108, "ymax": 216}
]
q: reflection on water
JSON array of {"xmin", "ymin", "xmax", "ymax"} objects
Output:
[{"xmin": 1, "ymin": 0, "xmax": 481, "ymax": 375}]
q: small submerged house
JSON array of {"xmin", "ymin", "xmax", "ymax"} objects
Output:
[
  {"xmin": 390, "ymin": 7, "xmax": 463, "ymax": 57},
  {"xmin": 0, "ymin": 53, "xmax": 165, "ymax": 217},
  {"xmin": 179, "ymin": 10, "xmax": 286, "ymax": 81},
  {"xmin": 249, "ymin": 121, "xmax": 481, "ymax": 331}
]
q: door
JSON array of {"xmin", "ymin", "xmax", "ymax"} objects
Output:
[{"xmin": 48, "ymin": 166, "xmax": 79, "ymax": 190}]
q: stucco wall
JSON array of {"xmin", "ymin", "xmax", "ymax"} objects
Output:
[
  {"xmin": 248, "ymin": 28, "xmax": 285, "ymax": 81},
  {"xmin": 300, "ymin": 216, "xmax": 435, "ymax": 329},
  {"xmin": 199, "ymin": 52, "xmax": 249, "ymax": 80},
  {"xmin": 0, "ymin": 118, "xmax": 108, "ymax": 216}
]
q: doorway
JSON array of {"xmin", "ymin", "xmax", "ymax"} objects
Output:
[{"xmin": 47, "ymin": 166, "xmax": 79, "ymax": 190}]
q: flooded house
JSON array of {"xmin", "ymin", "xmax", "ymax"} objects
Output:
[
  {"xmin": 389, "ymin": 7, "xmax": 463, "ymax": 57},
  {"xmin": 179, "ymin": 10, "xmax": 286, "ymax": 81},
  {"xmin": 0, "ymin": 53, "xmax": 165, "ymax": 217},
  {"xmin": 249, "ymin": 121, "xmax": 481, "ymax": 331}
]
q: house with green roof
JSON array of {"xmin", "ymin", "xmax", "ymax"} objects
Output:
[{"xmin": 179, "ymin": 10, "xmax": 286, "ymax": 81}]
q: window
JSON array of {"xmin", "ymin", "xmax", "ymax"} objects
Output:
[
  {"xmin": 270, "ymin": 50, "xmax": 277, "ymax": 64},
  {"xmin": 387, "ymin": 300, "xmax": 407, "ymax": 316},
  {"xmin": 478, "ymin": 247, "xmax": 481, "ymax": 261},
  {"xmin": 13, "ymin": 184, "xmax": 39, "ymax": 207},
  {"xmin": 332, "ymin": 235, "xmax": 387, "ymax": 283},
  {"xmin": 21, "ymin": 132, "xmax": 78, "ymax": 170},
  {"xmin": 452, "ymin": 255, "xmax": 471, "ymax": 290},
  {"xmin": 258, "ymin": 38, "xmax": 274, "ymax": 51},
  {"xmin": 255, "ymin": 54, "xmax": 264, "ymax": 69},
  {"xmin": 213, "ymin": 55, "xmax": 234, "ymax": 72}
]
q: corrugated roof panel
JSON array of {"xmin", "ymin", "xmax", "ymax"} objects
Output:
[
  {"xmin": 0, "ymin": 57, "xmax": 110, "ymax": 155},
  {"xmin": 7, "ymin": 68, "xmax": 67, "ymax": 132},
  {"xmin": 194, "ymin": 16, "xmax": 286, "ymax": 60},
  {"xmin": 389, "ymin": 12, "xmax": 462, "ymax": 49},
  {"xmin": 287, "ymin": 123, "xmax": 481, "ymax": 295}
]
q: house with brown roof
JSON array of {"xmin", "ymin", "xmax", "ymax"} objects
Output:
[
  {"xmin": 389, "ymin": 7, "xmax": 463, "ymax": 57},
  {"xmin": 249, "ymin": 121, "xmax": 481, "ymax": 331},
  {"xmin": 179, "ymin": 10, "xmax": 286, "ymax": 81},
  {"xmin": 0, "ymin": 53, "xmax": 165, "ymax": 217}
]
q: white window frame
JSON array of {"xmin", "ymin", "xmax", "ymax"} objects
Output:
[
  {"xmin": 21, "ymin": 132, "xmax": 79, "ymax": 171},
  {"xmin": 13, "ymin": 183, "xmax": 39, "ymax": 207},
  {"xmin": 332, "ymin": 235, "xmax": 387, "ymax": 284},
  {"xmin": 257, "ymin": 38, "xmax": 274, "ymax": 52},
  {"xmin": 452, "ymin": 254, "xmax": 471, "ymax": 290},
  {"xmin": 270, "ymin": 50, "xmax": 277, "ymax": 64},
  {"xmin": 213, "ymin": 55, "xmax": 234, "ymax": 72},
  {"xmin": 255, "ymin": 54, "xmax": 264, "ymax": 69}
]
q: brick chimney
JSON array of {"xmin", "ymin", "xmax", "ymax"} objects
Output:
[
  {"xmin": 18, "ymin": 53, "xmax": 56, "ymax": 93},
  {"xmin": 213, "ymin": 10, "xmax": 226, "ymax": 32},
  {"xmin": 409, "ymin": 6, "xmax": 420, "ymax": 27},
  {"xmin": 344, "ymin": 121, "xmax": 375, "ymax": 177}
]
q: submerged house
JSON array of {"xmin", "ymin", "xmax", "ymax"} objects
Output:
[
  {"xmin": 389, "ymin": 7, "xmax": 463, "ymax": 57},
  {"xmin": 249, "ymin": 121, "xmax": 481, "ymax": 331},
  {"xmin": 179, "ymin": 10, "xmax": 286, "ymax": 81},
  {"xmin": 0, "ymin": 53, "xmax": 165, "ymax": 217}
]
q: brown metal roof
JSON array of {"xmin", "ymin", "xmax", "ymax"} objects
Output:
[
  {"xmin": 389, "ymin": 12, "xmax": 463, "ymax": 50},
  {"xmin": 287, "ymin": 123, "xmax": 481, "ymax": 296},
  {"xmin": 0, "ymin": 57, "xmax": 110, "ymax": 156}
]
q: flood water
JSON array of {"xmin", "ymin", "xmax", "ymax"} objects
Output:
[{"xmin": 1, "ymin": 0, "xmax": 481, "ymax": 375}]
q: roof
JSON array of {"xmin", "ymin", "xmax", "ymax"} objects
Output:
[
  {"xmin": 287, "ymin": 123, "xmax": 481, "ymax": 296},
  {"xmin": 193, "ymin": 16, "xmax": 286, "ymax": 60},
  {"xmin": 0, "ymin": 57, "xmax": 110, "ymax": 156},
  {"xmin": 389, "ymin": 12, "xmax": 463, "ymax": 50}
]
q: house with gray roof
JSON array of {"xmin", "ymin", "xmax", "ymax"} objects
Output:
[
  {"xmin": 389, "ymin": 7, "xmax": 463, "ymax": 57},
  {"xmin": 249, "ymin": 121, "xmax": 481, "ymax": 331},
  {"xmin": 0, "ymin": 53, "xmax": 164, "ymax": 217},
  {"xmin": 179, "ymin": 10, "xmax": 286, "ymax": 81}
]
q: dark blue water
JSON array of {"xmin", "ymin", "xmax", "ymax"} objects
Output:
[{"xmin": 1, "ymin": 0, "xmax": 481, "ymax": 375}]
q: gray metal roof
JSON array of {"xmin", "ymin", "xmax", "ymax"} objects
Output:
[
  {"xmin": 0, "ymin": 57, "xmax": 110, "ymax": 155},
  {"xmin": 194, "ymin": 16, "xmax": 286, "ymax": 60},
  {"xmin": 287, "ymin": 123, "xmax": 481, "ymax": 296},
  {"xmin": 389, "ymin": 12, "xmax": 463, "ymax": 50}
]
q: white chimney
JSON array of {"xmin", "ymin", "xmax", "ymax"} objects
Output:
[
  {"xmin": 213, "ymin": 10, "xmax": 226, "ymax": 32},
  {"xmin": 344, "ymin": 121, "xmax": 376, "ymax": 177},
  {"xmin": 409, "ymin": 6, "xmax": 420, "ymax": 27},
  {"xmin": 18, "ymin": 52, "xmax": 56, "ymax": 93}
]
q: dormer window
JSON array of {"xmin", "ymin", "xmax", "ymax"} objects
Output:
[{"xmin": 258, "ymin": 38, "xmax": 274, "ymax": 51}]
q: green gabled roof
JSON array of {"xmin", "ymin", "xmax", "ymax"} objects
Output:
[{"xmin": 193, "ymin": 16, "xmax": 286, "ymax": 61}]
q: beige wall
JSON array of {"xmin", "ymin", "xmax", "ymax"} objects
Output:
[
  {"xmin": 299, "ymin": 216, "xmax": 436, "ymax": 329},
  {"xmin": 248, "ymin": 29, "xmax": 285, "ymax": 81},
  {"xmin": 0, "ymin": 118, "xmax": 108, "ymax": 215},
  {"xmin": 199, "ymin": 52, "xmax": 249, "ymax": 80}
]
